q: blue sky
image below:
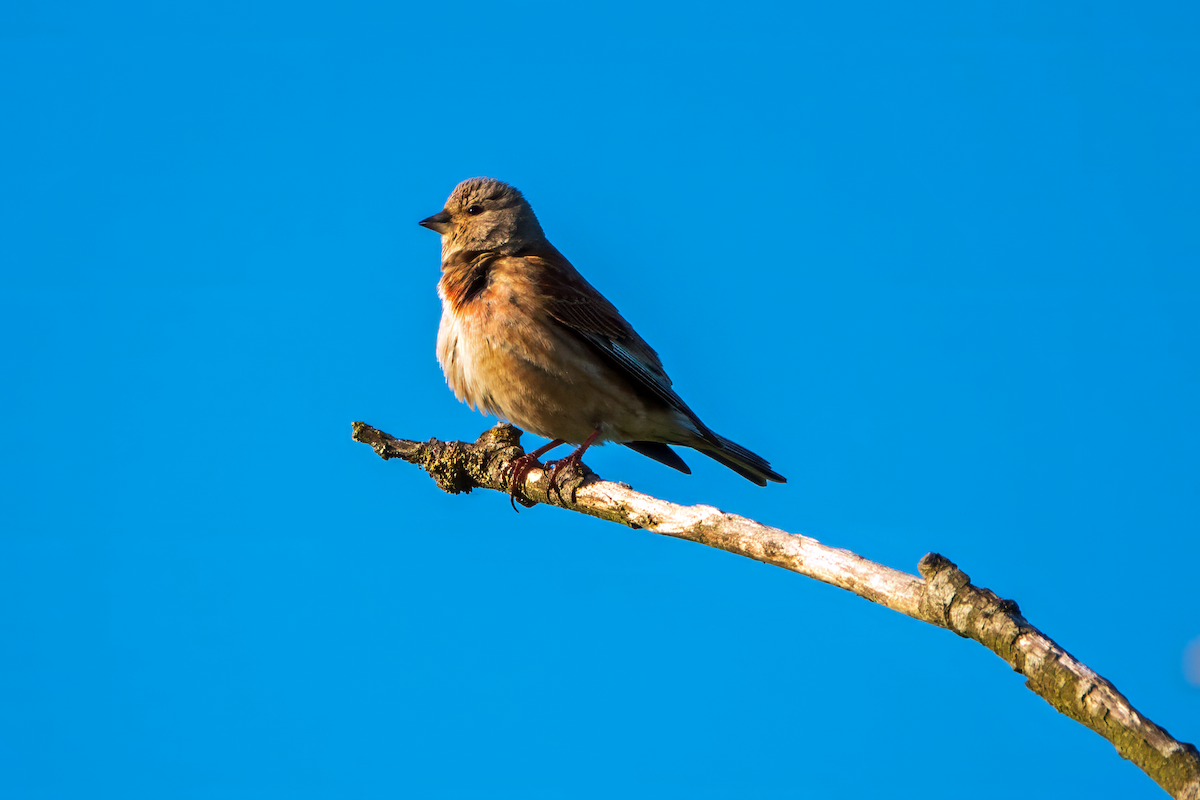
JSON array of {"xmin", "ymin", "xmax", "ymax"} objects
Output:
[{"xmin": 2, "ymin": 2, "xmax": 1198, "ymax": 798}]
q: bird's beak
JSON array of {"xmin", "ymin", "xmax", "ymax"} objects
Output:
[{"xmin": 419, "ymin": 209, "xmax": 452, "ymax": 234}]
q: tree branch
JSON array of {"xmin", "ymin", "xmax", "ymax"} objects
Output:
[{"xmin": 352, "ymin": 421, "xmax": 1199, "ymax": 799}]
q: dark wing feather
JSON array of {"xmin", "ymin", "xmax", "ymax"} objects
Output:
[
  {"xmin": 621, "ymin": 441, "xmax": 692, "ymax": 474},
  {"xmin": 519, "ymin": 243, "xmax": 711, "ymax": 435}
]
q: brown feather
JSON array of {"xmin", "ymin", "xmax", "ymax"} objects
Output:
[
  {"xmin": 439, "ymin": 250, "xmax": 497, "ymax": 314},
  {"xmin": 508, "ymin": 242, "xmax": 718, "ymax": 438},
  {"xmin": 516, "ymin": 242, "xmax": 668, "ymax": 378}
]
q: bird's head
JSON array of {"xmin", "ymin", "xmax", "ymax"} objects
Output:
[{"xmin": 420, "ymin": 177, "xmax": 545, "ymax": 259}]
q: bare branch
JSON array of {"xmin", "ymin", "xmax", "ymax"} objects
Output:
[{"xmin": 352, "ymin": 421, "xmax": 1200, "ymax": 799}]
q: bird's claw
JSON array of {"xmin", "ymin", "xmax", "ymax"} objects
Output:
[
  {"xmin": 505, "ymin": 453, "xmax": 542, "ymax": 511},
  {"xmin": 543, "ymin": 456, "xmax": 585, "ymax": 505}
]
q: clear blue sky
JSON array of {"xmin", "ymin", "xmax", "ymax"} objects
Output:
[{"xmin": 3, "ymin": 2, "xmax": 1198, "ymax": 798}]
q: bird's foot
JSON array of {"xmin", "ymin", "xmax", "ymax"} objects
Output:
[
  {"xmin": 543, "ymin": 453, "xmax": 588, "ymax": 504},
  {"xmin": 502, "ymin": 438, "xmax": 568, "ymax": 511},
  {"xmin": 505, "ymin": 453, "xmax": 543, "ymax": 511},
  {"xmin": 543, "ymin": 428, "xmax": 602, "ymax": 505}
]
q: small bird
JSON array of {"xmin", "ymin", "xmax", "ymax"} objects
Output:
[{"xmin": 420, "ymin": 177, "xmax": 785, "ymax": 505}]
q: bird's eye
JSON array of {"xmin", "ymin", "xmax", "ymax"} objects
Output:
[{"xmin": 467, "ymin": 204, "xmax": 483, "ymax": 216}]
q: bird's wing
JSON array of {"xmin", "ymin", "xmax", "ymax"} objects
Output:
[{"xmin": 516, "ymin": 243, "xmax": 710, "ymax": 434}]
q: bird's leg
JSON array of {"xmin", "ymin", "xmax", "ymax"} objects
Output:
[
  {"xmin": 545, "ymin": 427, "xmax": 602, "ymax": 504},
  {"xmin": 506, "ymin": 438, "xmax": 567, "ymax": 511}
]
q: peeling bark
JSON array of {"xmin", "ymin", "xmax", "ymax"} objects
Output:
[{"xmin": 353, "ymin": 421, "xmax": 1200, "ymax": 799}]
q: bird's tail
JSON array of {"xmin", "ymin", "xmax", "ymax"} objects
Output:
[{"xmin": 695, "ymin": 433, "xmax": 786, "ymax": 486}]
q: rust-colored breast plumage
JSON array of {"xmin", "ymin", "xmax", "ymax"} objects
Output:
[{"xmin": 438, "ymin": 250, "xmax": 497, "ymax": 315}]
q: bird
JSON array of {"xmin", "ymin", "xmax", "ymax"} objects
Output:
[{"xmin": 419, "ymin": 177, "xmax": 785, "ymax": 506}]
